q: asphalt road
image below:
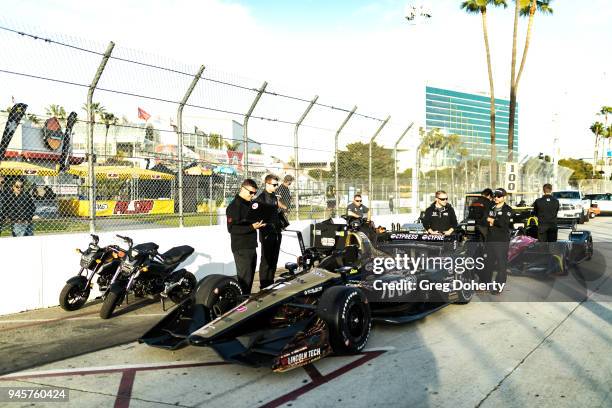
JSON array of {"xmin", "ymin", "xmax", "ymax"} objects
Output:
[{"xmin": 0, "ymin": 218, "xmax": 611, "ymax": 408}]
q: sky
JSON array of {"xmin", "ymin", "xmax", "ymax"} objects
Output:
[{"xmin": 0, "ymin": 0, "xmax": 610, "ymax": 163}]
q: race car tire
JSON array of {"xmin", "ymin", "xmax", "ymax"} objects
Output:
[
  {"xmin": 455, "ymin": 270, "xmax": 475, "ymax": 304},
  {"xmin": 317, "ymin": 286, "xmax": 371, "ymax": 355},
  {"xmin": 194, "ymin": 274, "xmax": 243, "ymax": 320},
  {"xmin": 590, "ymin": 211, "xmax": 596, "ymax": 219}
]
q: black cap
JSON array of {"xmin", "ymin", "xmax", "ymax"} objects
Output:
[{"xmin": 493, "ymin": 188, "xmax": 507, "ymax": 198}]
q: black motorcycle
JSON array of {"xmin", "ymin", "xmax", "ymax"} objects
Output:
[
  {"xmin": 100, "ymin": 235, "xmax": 197, "ymax": 319},
  {"xmin": 59, "ymin": 234, "xmax": 125, "ymax": 311}
]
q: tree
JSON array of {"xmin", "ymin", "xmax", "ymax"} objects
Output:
[
  {"xmin": 26, "ymin": 114, "xmax": 41, "ymax": 126},
  {"xmin": 100, "ymin": 112, "xmax": 118, "ymax": 159},
  {"xmin": 330, "ymin": 141, "xmax": 394, "ymax": 180},
  {"xmin": 599, "ymin": 106, "xmax": 612, "ymax": 164},
  {"xmin": 559, "ymin": 158, "xmax": 602, "ymax": 187},
  {"xmin": 81, "ymin": 102, "xmax": 106, "ymax": 123},
  {"xmin": 225, "ymin": 140, "xmax": 240, "ymax": 151},
  {"xmin": 590, "ymin": 121, "xmax": 605, "ymax": 170},
  {"xmin": 418, "ymin": 128, "xmax": 464, "ymax": 190},
  {"xmin": 208, "ymin": 133, "xmax": 223, "ymax": 149},
  {"xmin": 45, "ymin": 104, "xmax": 67, "ymax": 123},
  {"xmin": 461, "ymin": 0, "xmax": 507, "ymax": 185},
  {"xmin": 507, "ymin": 0, "xmax": 553, "ymax": 161}
]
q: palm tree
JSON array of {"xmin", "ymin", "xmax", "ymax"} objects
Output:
[
  {"xmin": 224, "ymin": 140, "xmax": 240, "ymax": 151},
  {"xmin": 26, "ymin": 114, "xmax": 41, "ymax": 126},
  {"xmin": 81, "ymin": 102, "xmax": 106, "ymax": 123},
  {"xmin": 461, "ymin": 0, "xmax": 507, "ymax": 185},
  {"xmin": 45, "ymin": 104, "xmax": 67, "ymax": 122},
  {"xmin": 600, "ymin": 107, "xmax": 612, "ymax": 164},
  {"xmin": 101, "ymin": 112, "xmax": 118, "ymax": 159},
  {"xmin": 208, "ymin": 133, "xmax": 223, "ymax": 149},
  {"xmin": 590, "ymin": 121, "xmax": 605, "ymax": 173},
  {"xmin": 419, "ymin": 129, "xmax": 463, "ymax": 191},
  {"xmin": 508, "ymin": 0, "xmax": 553, "ymax": 161}
]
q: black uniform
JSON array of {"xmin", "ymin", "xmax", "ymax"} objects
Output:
[
  {"xmin": 422, "ymin": 203, "xmax": 458, "ymax": 233},
  {"xmin": 346, "ymin": 203, "xmax": 369, "ymax": 218},
  {"xmin": 485, "ymin": 203, "xmax": 513, "ymax": 286},
  {"xmin": 532, "ymin": 194, "xmax": 560, "ymax": 242},
  {"xmin": 468, "ymin": 196, "xmax": 493, "ymax": 241},
  {"xmin": 255, "ymin": 190, "xmax": 282, "ymax": 289},
  {"xmin": 226, "ymin": 195, "xmax": 258, "ymax": 294}
]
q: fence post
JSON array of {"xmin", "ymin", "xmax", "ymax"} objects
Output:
[
  {"xmin": 244, "ymin": 82, "xmax": 267, "ymax": 179},
  {"xmin": 394, "ymin": 122, "xmax": 414, "ymax": 214},
  {"xmin": 294, "ymin": 95, "xmax": 318, "ymax": 221},
  {"xmin": 177, "ymin": 65, "xmax": 205, "ymax": 228},
  {"xmin": 368, "ymin": 115, "xmax": 390, "ymax": 208},
  {"xmin": 335, "ymin": 106, "xmax": 357, "ymax": 215},
  {"xmin": 86, "ymin": 41, "xmax": 114, "ymax": 233}
]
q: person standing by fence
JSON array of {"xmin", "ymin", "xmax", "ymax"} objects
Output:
[
  {"xmin": 276, "ymin": 175, "xmax": 293, "ymax": 214},
  {"xmin": 226, "ymin": 179, "xmax": 265, "ymax": 294},
  {"xmin": 256, "ymin": 174, "xmax": 285, "ymax": 289},
  {"xmin": 4, "ymin": 178, "xmax": 36, "ymax": 237}
]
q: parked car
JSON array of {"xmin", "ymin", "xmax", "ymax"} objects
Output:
[
  {"xmin": 584, "ymin": 193, "xmax": 612, "ymax": 216},
  {"xmin": 552, "ymin": 190, "xmax": 590, "ymax": 224}
]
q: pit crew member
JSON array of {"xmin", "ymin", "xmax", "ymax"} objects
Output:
[{"xmin": 422, "ymin": 190, "xmax": 458, "ymax": 236}]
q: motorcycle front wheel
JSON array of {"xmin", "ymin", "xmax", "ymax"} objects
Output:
[
  {"xmin": 59, "ymin": 281, "xmax": 90, "ymax": 311},
  {"xmin": 100, "ymin": 282, "xmax": 126, "ymax": 319}
]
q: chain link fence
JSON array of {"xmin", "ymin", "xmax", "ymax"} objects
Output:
[{"xmin": 0, "ymin": 21, "xmax": 601, "ymax": 238}]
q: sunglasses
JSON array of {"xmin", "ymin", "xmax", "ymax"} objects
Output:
[
  {"xmin": 355, "ymin": 200, "xmax": 362, "ymax": 202},
  {"xmin": 242, "ymin": 186, "xmax": 257, "ymax": 195},
  {"xmin": 269, "ymin": 183, "xmax": 279, "ymax": 187},
  {"xmin": 437, "ymin": 197, "xmax": 448, "ymax": 201},
  {"xmin": 14, "ymin": 185, "xmax": 23, "ymax": 189}
]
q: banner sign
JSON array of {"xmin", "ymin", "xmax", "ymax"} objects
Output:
[{"xmin": 505, "ymin": 162, "xmax": 519, "ymax": 193}]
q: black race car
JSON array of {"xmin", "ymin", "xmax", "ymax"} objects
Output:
[{"xmin": 140, "ymin": 229, "xmax": 476, "ymax": 372}]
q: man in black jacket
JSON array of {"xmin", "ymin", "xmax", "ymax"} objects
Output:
[
  {"xmin": 422, "ymin": 190, "xmax": 458, "ymax": 236},
  {"xmin": 468, "ymin": 188, "xmax": 493, "ymax": 241},
  {"xmin": 4, "ymin": 178, "xmax": 36, "ymax": 237},
  {"xmin": 255, "ymin": 174, "xmax": 286, "ymax": 289},
  {"xmin": 532, "ymin": 183, "xmax": 560, "ymax": 242},
  {"xmin": 485, "ymin": 188, "xmax": 513, "ymax": 293},
  {"xmin": 226, "ymin": 179, "xmax": 265, "ymax": 294}
]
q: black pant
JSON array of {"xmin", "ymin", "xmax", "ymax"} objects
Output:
[
  {"xmin": 259, "ymin": 232, "xmax": 282, "ymax": 289},
  {"xmin": 477, "ymin": 225, "xmax": 488, "ymax": 242},
  {"xmin": 233, "ymin": 248, "xmax": 257, "ymax": 295},
  {"xmin": 538, "ymin": 224, "xmax": 558, "ymax": 242},
  {"xmin": 485, "ymin": 241, "xmax": 509, "ymax": 286}
]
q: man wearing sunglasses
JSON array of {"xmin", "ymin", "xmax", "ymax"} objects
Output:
[
  {"xmin": 485, "ymin": 188, "xmax": 513, "ymax": 293},
  {"xmin": 255, "ymin": 174, "xmax": 286, "ymax": 289},
  {"xmin": 346, "ymin": 194, "xmax": 370, "ymax": 220},
  {"xmin": 422, "ymin": 190, "xmax": 458, "ymax": 236},
  {"xmin": 226, "ymin": 179, "xmax": 265, "ymax": 294}
]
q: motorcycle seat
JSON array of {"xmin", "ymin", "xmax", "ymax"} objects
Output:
[
  {"xmin": 133, "ymin": 242, "xmax": 160, "ymax": 253},
  {"xmin": 160, "ymin": 245, "xmax": 195, "ymax": 265}
]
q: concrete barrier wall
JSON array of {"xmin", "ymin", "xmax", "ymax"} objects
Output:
[{"xmin": 0, "ymin": 213, "xmax": 415, "ymax": 316}]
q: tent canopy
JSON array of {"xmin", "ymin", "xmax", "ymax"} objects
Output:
[
  {"xmin": 0, "ymin": 161, "xmax": 59, "ymax": 176},
  {"xmin": 68, "ymin": 165, "xmax": 175, "ymax": 180}
]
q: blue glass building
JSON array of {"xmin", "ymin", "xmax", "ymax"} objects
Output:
[{"xmin": 425, "ymin": 86, "xmax": 518, "ymax": 161}]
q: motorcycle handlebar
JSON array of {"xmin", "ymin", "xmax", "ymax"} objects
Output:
[{"xmin": 116, "ymin": 235, "xmax": 133, "ymax": 247}]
